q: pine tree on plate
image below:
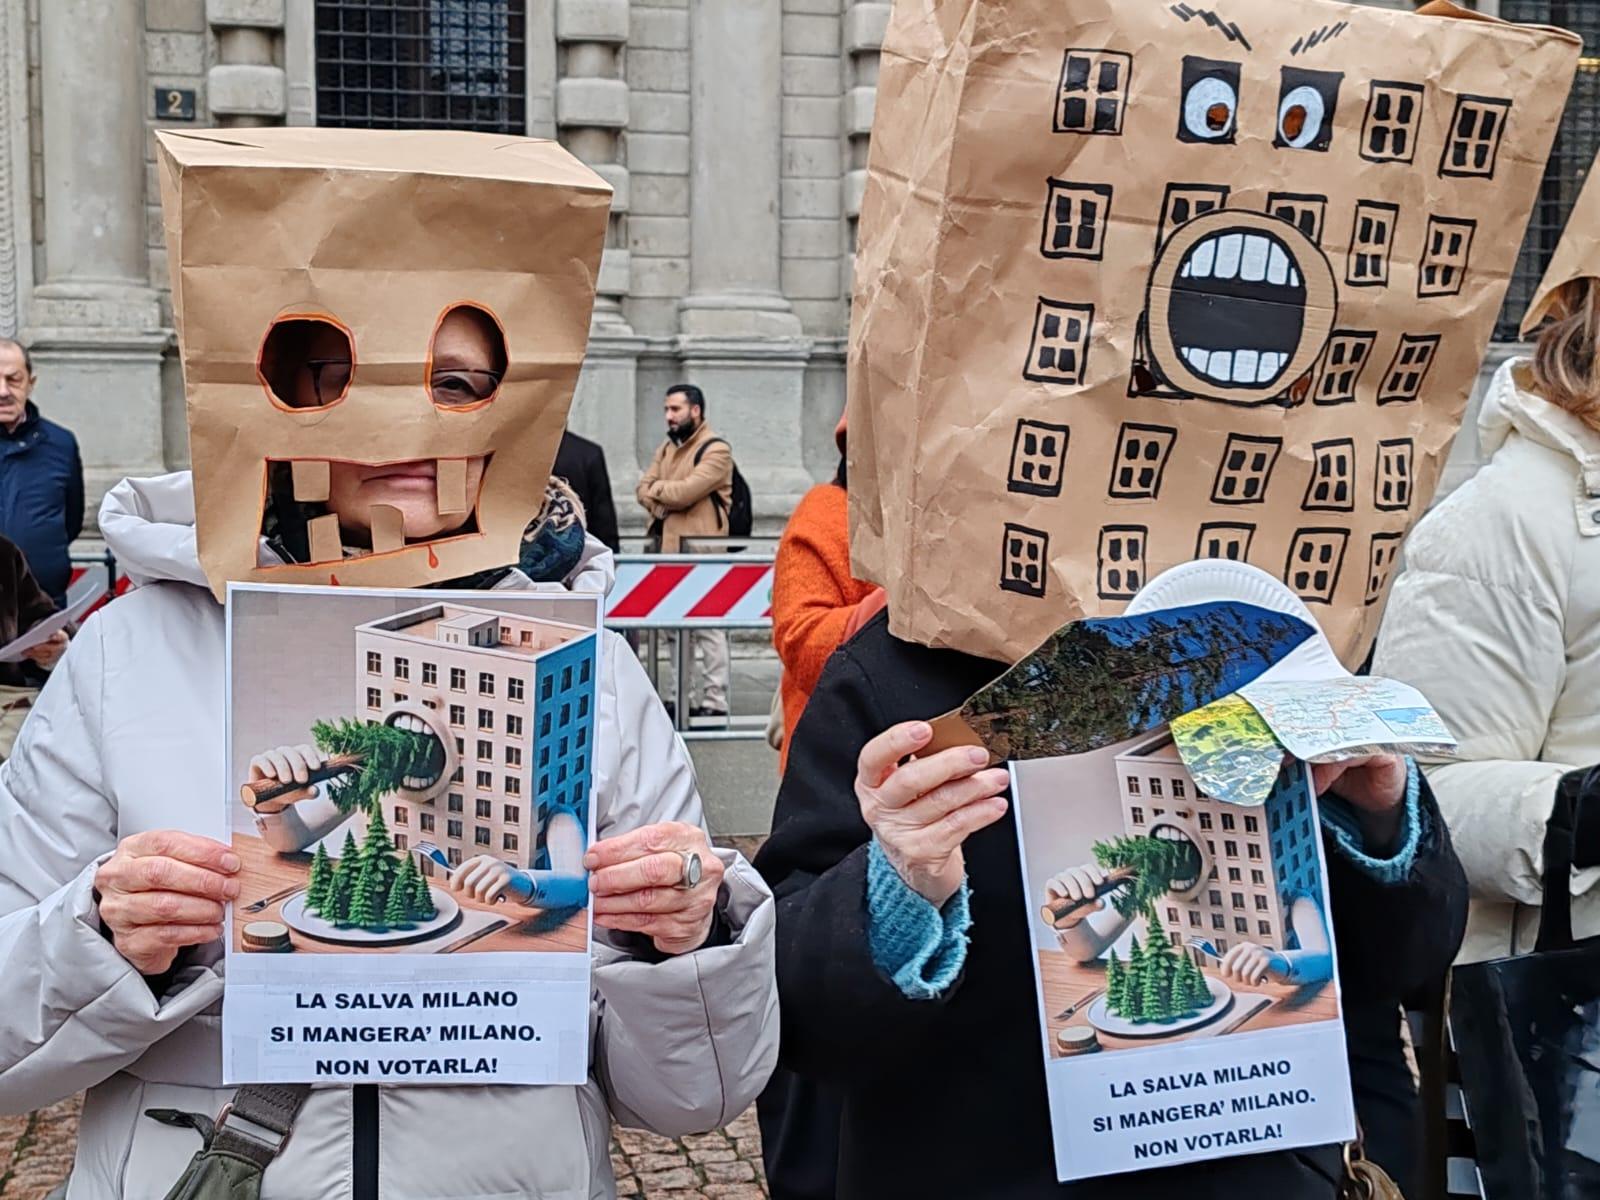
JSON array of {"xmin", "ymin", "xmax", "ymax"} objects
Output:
[
  {"xmin": 1105, "ymin": 949, "xmax": 1126, "ymax": 1015},
  {"xmin": 382, "ymin": 872, "xmax": 414, "ymax": 928},
  {"xmin": 305, "ymin": 843, "xmax": 334, "ymax": 914},
  {"xmin": 348, "ymin": 856, "xmax": 381, "ymax": 928}
]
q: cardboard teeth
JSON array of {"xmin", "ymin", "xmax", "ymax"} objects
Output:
[
  {"xmin": 290, "ymin": 459, "xmax": 330, "ymax": 503},
  {"xmin": 369, "ymin": 504, "xmax": 406, "ymax": 554},
  {"xmin": 307, "ymin": 513, "xmax": 343, "ymax": 565},
  {"xmin": 436, "ymin": 459, "xmax": 469, "ymax": 516}
]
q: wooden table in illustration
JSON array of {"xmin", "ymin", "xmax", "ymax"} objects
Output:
[
  {"xmin": 1039, "ymin": 948, "xmax": 1338, "ymax": 1057},
  {"xmin": 231, "ymin": 835, "xmax": 587, "ymax": 957}
]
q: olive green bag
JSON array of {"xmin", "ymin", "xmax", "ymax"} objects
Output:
[{"xmin": 145, "ymin": 1084, "xmax": 310, "ymax": 1200}]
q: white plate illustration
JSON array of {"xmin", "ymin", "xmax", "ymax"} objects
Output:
[
  {"xmin": 1087, "ymin": 974, "xmax": 1234, "ymax": 1039},
  {"xmin": 280, "ymin": 887, "xmax": 462, "ymax": 947}
]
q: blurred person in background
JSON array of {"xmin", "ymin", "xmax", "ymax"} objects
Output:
[
  {"xmin": 0, "ymin": 338, "xmax": 84, "ymax": 607},
  {"xmin": 0, "ymin": 532, "xmax": 64, "ymax": 761}
]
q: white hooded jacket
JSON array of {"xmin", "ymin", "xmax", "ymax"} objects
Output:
[
  {"xmin": 1373, "ymin": 359, "xmax": 1600, "ymax": 963},
  {"xmin": 0, "ymin": 472, "xmax": 779, "ymax": 1199}
]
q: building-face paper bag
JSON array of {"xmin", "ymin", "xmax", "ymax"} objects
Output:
[
  {"xmin": 848, "ymin": 0, "xmax": 1579, "ymax": 666},
  {"xmin": 156, "ymin": 129, "xmax": 611, "ymax": 597}
]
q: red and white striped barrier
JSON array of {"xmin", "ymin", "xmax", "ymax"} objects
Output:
[
  {"xmin": 67, "ymin": 564, "xmax": 132, "ymax": 619},
  {"xmin": 605, "ymin": 556, "xmax": 775, "ymax": 628}
]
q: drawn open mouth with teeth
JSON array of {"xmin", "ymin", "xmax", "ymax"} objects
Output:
[
  {"xmin": 1149, "ymin": 820, "xmax": 1206, "ymax": 897},
  {"xmin": 1143, "ymin": 209, "xmax": 1338, "ymax": 406},
  {"xmin": 384, "ymin": 706, "xmax": 455, "ymax": 802}
]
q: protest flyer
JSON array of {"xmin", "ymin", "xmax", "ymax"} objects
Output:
[
  {"xmin": 223, "ymin": 584, "xmax": 600, "ymax": 1086},
  {"xmin": 1011, "ymin": 742, "xmax": 1355, "ymax": 1181}
]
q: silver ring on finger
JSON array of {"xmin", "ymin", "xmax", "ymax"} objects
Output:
[{"xmin": 674, "ymin": 850, "xmax": 702, "ymax": 891}]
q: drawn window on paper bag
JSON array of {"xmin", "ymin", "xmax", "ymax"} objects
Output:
[
  {"xmin": 1196, "ymin": 522, "xmax": 1256, "ymax": 562},
  {"xmin": 1361, "ymin": 81, "xmax": 1424, "ymax": 164},
  {"xmin": 1211, "ymin": 434, "xmax": 1282, "ymax": 505},
  {"xmin": 1312, "ymin": 330, "xmax": 1377, "ymax": 405},
  {"xmin": 1108, "ymin": 423, "xmax": 1178, "ymax": 499},
  {"xmin": 1439, "ymin": 94, "xmax": 1512, "ymax": 179},
  {"xmin": 1366, "ymin": 532, "xmax": 1404, "ymax": 605},
  {"xmin": 1176, "ymin": 56, "xmax": 1241, "ymax": 145},
  {"xmin": 1302, "ymin": 438, "xmax": 1356, "ymax": 512},
  {"xmin": 1157, "ymin": 182, "xmax": 1231, "ymax": 248},
  {"xmin": 1097, "ymin": 525, "xmax": 1148, "ymax": 600},
  {"xmin": 1274, "ymin": 67, "xmax": 1342, "ymax": 153},
  {"xmin": 1285, "ymin": 528, "xmax": 1350, "ymax": 604},
  {"xmin": 1023, "ymin": 298, "xmax": 1093, "ymax": 385},
  {"xmin": 1418, "ymin": 216, "xmax": 1476, "ymax": 298},
  {"xmin": 1000, "ymin": 523, "xmax": 1049, "ymax": 598},
  {"xmin": 1007, "ymin": 420, "xmax": 1070, "ymax": 497},
  {"xmin": 1374, "ymin": 438, "xmax": 1415, "ymax": 511},
  {"xmin": 1055, "ymin": 48, "xmax": 1133, "ymax": 136},
  {"xmin": 1041, "ymin": 179, "xmax": 1114, "ymax": 260},
  {"xmin": 1267, "ymin": 192, "xmax": 1328, "ymax": 246},
  {"xmin": 1347, "ymin": 201, "xmax": 1399, "ymax": 288},
  {"xmin": 1377, "ymin": 333, "xmax": 1441, "ymax": 404}
]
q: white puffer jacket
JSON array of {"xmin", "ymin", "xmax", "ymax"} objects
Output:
[
  {"xmin": 1374, "ymin": 359, "xmax": 1600, "ymax": 964},
  {"xmin": 0, "ymin": 472, "xmax": 779, "ymax": 1199}
]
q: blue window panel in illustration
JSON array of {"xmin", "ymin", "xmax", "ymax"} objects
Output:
[{"xmin": 531, "ymin": 631, "xmax": 598, "ymax": 870}]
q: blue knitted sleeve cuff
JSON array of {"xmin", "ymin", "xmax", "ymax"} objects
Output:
[
  {"xmin": 865, "ymin": 839, "xmax": 972, "ymax": 1001},
  {"xmin": 1318, "ymin": 758, "xmax": 1422, "ymax": 885}
]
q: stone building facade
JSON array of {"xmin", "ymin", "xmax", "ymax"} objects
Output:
[{"xmin": 0, "ymin": 0, "xmax": 1585, "ymax": 549}]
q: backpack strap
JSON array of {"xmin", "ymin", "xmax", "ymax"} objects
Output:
[
  {"xmin": 693, "ymin": 437, "xmax": 730, "ymax": 467},
  {"xmin": 210, "ymin": 1083, "xmax": 312, "ymax": 1169}
]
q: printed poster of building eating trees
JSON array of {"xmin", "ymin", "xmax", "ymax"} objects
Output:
[{"xmin": 222, "ymin": 584, "xmax": 602, "ymax": 1087}]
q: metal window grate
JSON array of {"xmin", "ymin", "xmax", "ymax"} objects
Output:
[
  {"xmin": 315, "ymin": 0, "xmax": 526, "ymax": 134},
  {"xmin": 1495, "ymin": 2, "xmax": 1599, "ymax": 341}
]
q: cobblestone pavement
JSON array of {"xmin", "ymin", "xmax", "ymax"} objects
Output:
[{"xmin": 0, "ymin": 1097, "xmax": 768, "ymax": 1199}]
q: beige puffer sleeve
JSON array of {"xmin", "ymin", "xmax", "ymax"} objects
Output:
[
  {"xmin": 588, "ymin": 631, "xmax": 778, "ymax": 1135},
  {"xmin": 1372, "ymin": 459, "xmax": 1581, "ymax": 909},
  {"xmin": 0, "ymin": 621, "xmax": 221, "ymax": 1113}
]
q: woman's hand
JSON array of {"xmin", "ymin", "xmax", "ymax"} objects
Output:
[
  {"xmin": 22, "ymin": 630, "xmax": 68, "ymax": 670},
  {"xmin": 244, "ymin": 744, "xmax": 327, "ymax": 815},
  {"xmin": 1313, "ymin": 753, "xmax": 1408, "ymax": 855},
  {"xmin": 93, "ymin": 830, "xmax": 240, "ymax": 975},
  {"xmin": 1044, "ymin": 863, "xmax": 1111, "ymax": 929},
  {"xmin": 856, "ymin": 721, "xmax": 1010, "ymax": 908},
  {"xmin": 586, "ymin": 821, "xmax": 726, "ymax": 956}
]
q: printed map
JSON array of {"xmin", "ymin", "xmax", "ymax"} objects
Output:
[{"xmin": 1238, "ymin": 677, "xmax": 1455, "ymax": 763}]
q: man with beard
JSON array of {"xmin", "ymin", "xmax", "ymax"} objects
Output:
[{"xmin": 637, "ymin": 383, "xmax": 734, "ymax": 719}]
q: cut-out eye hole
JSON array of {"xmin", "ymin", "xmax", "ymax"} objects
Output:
[
  {"xmin": 1276, "ymin": 69, "xmax": 1342, "ymax": 152},
  {"xmin": 429, "ymin": 304, "xmax": 507, "ymax": 410},
  {"xmin": 1179, "ymin": 57, "xmax": 1241, "ymax": 144},
  {"xmin": 259, "ymin": 317, "xmax": 354, "ymax": 410}
]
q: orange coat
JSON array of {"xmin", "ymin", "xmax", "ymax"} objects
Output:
[{"xmin": 772, "ymin": 483, "xmax": 875, "ymax": 772}]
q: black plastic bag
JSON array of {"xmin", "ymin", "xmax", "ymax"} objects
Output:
[{"xmin": 1451, "ymin": 778, "xmax": 1600, "ymax": 1200}]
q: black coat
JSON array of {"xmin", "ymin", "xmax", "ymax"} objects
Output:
[
  {"xmin": 0, "ymin": 402, "xmax": 84, "ymax": 606},
  {"xmin": 553, "ymin": 431, "xmax": 620, "ymax": 553},
  {"xmin": 755, "ymin": 612, "xmax": 1468, "ymax": 1199}
]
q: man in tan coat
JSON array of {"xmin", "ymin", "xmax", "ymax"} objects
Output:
[{"xmin": 637, "ymin": 383, "xmax": 733, "ymax": 717}]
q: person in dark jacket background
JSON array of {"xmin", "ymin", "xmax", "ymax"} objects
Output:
[
  {"xmin": 553, "ymin": 429, "xmax": 620, "ymax": 552},
  {"xmin": 0, "ymin": 533, "xmax": 63, "ymax": 760},
  {"xmin": 755, "ymin": 611, "xmax": 1469, "ymax": 1199},
  {"xmin": 0, "ymin": 339, "xmax": 84, "ymax": 606}
]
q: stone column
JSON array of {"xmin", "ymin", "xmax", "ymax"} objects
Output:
[
  {"xmin": 555, "ymin": 0, "xmax": 643, "ymax": 521},
  {"xmin": 679, "ymin": 0, "xmax": 811, "ymax": 520},
  {"xmin": 842, "ymin": 2, "xmax": 888, "ymax": 268},
  {"xmin": 0, "ymin": 0, "xmax": 34, "ymax": 338},
  {"xmin": 23, "ymin": 0, "xmax": 167, "ymax": 507},
  {"xmin": 207, "ymin": 0, "xmax": 288, "ymax": 128}
]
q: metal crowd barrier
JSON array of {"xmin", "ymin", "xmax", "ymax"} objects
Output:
[{"xmin": 605, "ymin": 550, "xmax": 776, "ymax": 742}]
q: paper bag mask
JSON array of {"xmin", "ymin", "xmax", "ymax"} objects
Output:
[
  {"xmin": 848, "ymin": 0, "xmax": 1579, "ymax": 666},
  {"xmin": 1522, "ymin": 148, "xmax": 1600, "ymax": 336},
  {"xmin": 156, "ymin": 129, "xmax": 611, "ymax": 596}
]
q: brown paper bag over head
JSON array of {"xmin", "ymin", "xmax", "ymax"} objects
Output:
[
  {"xmin": 1522, "ymin": 149, "xmax": 1600, "ymax": 337},
  {"xmin": 848, "ymin": 0, "xmax": 1579, "ymax": 667},
  {"xmin": 156, "ymin": 128, "xmax": 611, "ymax": 596}
]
